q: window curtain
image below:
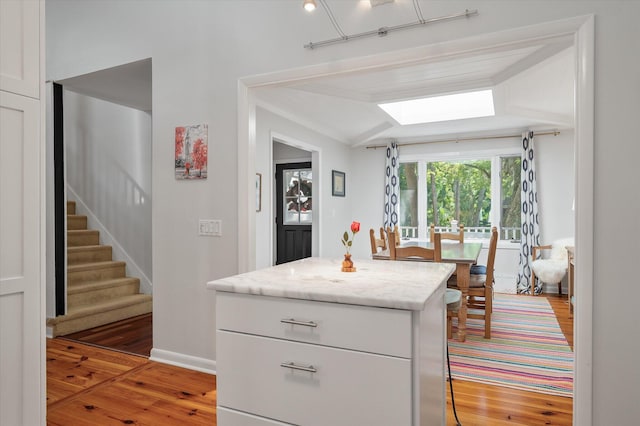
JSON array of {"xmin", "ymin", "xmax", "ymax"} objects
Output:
[
  {"xmin": 383, "ymin": 141, "xmax": 400, "ymax": 230},
  {"xmin": 517, "ymin": 131, "xmax": 541, "ymax": 294}
]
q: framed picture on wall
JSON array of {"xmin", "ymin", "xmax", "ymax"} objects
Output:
[
  {"xmin": 175, "ymin": 124, "xmax": 208, "ymax": 180},
  {"xmin": 332, "ymin": 170, "xmax": 345, "ymax": 197}
]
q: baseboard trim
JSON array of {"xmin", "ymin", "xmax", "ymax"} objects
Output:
[{"xmin": 149, "ymin": 348, "xmax": 216, "ymax": 375}]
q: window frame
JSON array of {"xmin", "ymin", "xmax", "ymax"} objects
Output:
[{"xmin": 399, "ymin": 146, "xmax": 521, "ymax": 242}]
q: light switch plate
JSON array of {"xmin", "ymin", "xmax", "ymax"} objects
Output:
[{"xmin": 199, "ymin": 219, "xmax": 222, "ymax": 236}]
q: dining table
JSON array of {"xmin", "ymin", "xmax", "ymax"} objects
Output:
[{"xmin": 372, "ymin": 240, "xmax": 483, "ymax": 342}]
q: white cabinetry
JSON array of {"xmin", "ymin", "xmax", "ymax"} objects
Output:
[
  {"xmin": 215, "ymin": 288, "xmax": 445, "ymax": 426},
  {"xmin": 209, "ymin": 258, "xmax": 453, "ymax": 425},
  {"xmin": 0, "ymin": 0, "xmax": 40, "ymax": 97},
  {"xmin": 0, "ymin": 0, "xmax": 44, "ymax": 425}
]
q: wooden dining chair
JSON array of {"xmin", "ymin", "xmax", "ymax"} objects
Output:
[
  {"xmin": 388, "ymin": 231, "xmax": 441, "ymax": 262},
  {"xmin": 448, "ymin": 226, "xmax": 497, "ymax": 339},
  {"xmin": 369, "ymin": 227, "xmax": 387, "ymax": 255},
  {"xmin": 385, "ymin": 225, "xmax": 401, "ymax": 247},
  {"xmin": 430, "ymin": 223, "xmax": 464, "ymax": 243}
]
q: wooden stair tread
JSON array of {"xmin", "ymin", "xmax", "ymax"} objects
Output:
[
  {"xmin": 67, "ymin": 244, "xmax": 112, "ymax": 252},
  {"xmin": 67, "ymin": 229, "xmax": 99, "ymax": 235},
  {"xmin": 67, "ymin": 260, "xmax": 126, "ymax": 273},
  {"xmin": 67, "ymin": 277, "xmax": 140, "ymax": 294},
  {"xmin": 48, "ymin": 294, "xmax": 152, "ymax": 324}
]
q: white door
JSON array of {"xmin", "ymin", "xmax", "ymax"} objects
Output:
[
  {"xmin": 0, "ymin": 1, "xmax": 45, "ymax": 425},
  {"xmin": 0, "ymin": 88, "xmax": 44, "ymax": 426}
]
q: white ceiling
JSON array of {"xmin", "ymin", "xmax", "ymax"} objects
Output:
[
  {"xmin": 55, "ymin": 1, "xmax": 575, "ymax": 147},
  {"xmin": 253, "ymin": 36, "xmax": 575, "ymax": 147}
]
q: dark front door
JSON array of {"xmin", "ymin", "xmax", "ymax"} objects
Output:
[{"xmin": 276, "ymin": 162, "xmax": 312, "ymax": 264}]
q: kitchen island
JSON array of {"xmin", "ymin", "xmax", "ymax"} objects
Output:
[{"xmin": 207, "ymin": 257, "xmax": 455, "ymax": 426}]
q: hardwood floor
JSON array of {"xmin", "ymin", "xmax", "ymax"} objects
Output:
[
  {"xmin": 47, "ymin": 294, "xmax": 573, "ymax": 425},
  {"xmin": 47, "ymin": 339, "xmax": 216, "ymax": 425},
  {"xmin": 64, "ymin": 313, "xmax": 153, "ymax": 357},
  {"xmin": 446, "ymin": 294, "xmax": 574, "ymax": 426}
]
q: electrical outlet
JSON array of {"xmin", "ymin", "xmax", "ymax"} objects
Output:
[{"xmin": 199, "ymin": 219, "xmax": 222, "ymax": 236}]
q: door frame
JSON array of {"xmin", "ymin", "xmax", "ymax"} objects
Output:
[
  {"xmin": 52, "ymin": 82, "xmax": 66, "ymax": 316},
  {"xmin": 239, "ymin": 15, "xmax": 594, "ymax": 424},
  {"xmin": 270, "ymin": 132, "xmax": 321, "ymax": 267}
]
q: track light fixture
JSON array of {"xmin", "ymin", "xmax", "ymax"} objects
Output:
[{"xmin": 303, "ymin": 0, "xmax": 317, "ymax": 12}]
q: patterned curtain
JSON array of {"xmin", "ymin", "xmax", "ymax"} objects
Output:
[
  {"xmin": 517, "ymin": 131, "xmax": 541, "ymax": 294},
  {"xmin": 383, "ymin": 141, "xmax": 400, "ymax": 230}
]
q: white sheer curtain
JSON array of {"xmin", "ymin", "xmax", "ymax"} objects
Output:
[
  {"xmin": 517, "ymin": 131, "xmax": 541, "ymax": 294},
  {"xmin": 383, "ymin": 141, "xmax": 400, "ymax": 230}
]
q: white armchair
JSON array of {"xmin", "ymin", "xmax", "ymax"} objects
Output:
[{"xmin": 530, "ymin": 238, "xmax": 574, "ymax": 295}]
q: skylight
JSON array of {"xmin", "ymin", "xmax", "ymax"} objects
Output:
[{"xmin": 378, "ymin": 90, "xmax": 495, "ymax": 125}]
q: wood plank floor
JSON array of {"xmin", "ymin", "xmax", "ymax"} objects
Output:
[
  {"xmin": 48, "ymin": 294, "xmax": 573, "ymax": 425},
  {"xmin": 64, "ymin": 313, "xmax": 153, "ymax": 357},
  {"xmin": 446, "ymin": 294, "xmax": 573, "ymax": 426},
  {"xmin": 47, "ymin": 339, "xmax": 216, "ymax": 425}
]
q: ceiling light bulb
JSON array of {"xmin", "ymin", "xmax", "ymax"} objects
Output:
[{"xmin": 303, "ymin": 0, "xmax": 317, "ymax": 12}]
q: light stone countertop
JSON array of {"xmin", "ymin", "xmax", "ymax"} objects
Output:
[{"xmin": 207, "ymin": 257, "xmax": 455, "ymax": 311}]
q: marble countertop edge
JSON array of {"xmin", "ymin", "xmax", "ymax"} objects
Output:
[{"xmin": 207, "ymin": 258, "xmax": 455, "ymax": 311}]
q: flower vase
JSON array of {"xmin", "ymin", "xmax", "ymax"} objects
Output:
[{"xmin": 341, "ymin": 253, "xmax": 356, "ymax": 272}]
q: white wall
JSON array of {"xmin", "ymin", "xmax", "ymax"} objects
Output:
[
  {"xmin": 536, "ymin": 130, "xmax": 575, "ymax": 242},
  {"xmin": 46, "ymin": 2, "xmax": 640, "ymax": 423},
  {"xmin": 256, "ymin": 107, "xmax": 352, "ymax": 269},
  {"xmin": 64, "ymin": 91, "xmax": 152, "ymax": 284}
]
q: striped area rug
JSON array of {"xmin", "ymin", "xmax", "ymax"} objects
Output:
[{"xmin": 448, "ymin": 293, "xmax": 574, "ymax": 397}]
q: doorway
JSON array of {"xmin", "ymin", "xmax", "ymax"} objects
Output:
[
  {"xmin": 240, "ymin": 16, "xmax": 594, "ymax": 423},
  {"xmin": 47, "ymin": 59, "xmax": 154, "ymax": 357},
  {"xmin": 275, "ymin": 162, "xmax": 313, "ymax": 264}
]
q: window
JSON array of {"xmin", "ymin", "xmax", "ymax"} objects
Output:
[
  {"xmin": 398, "ymin": 155, "xmax": 520, "ymax": 241},
  {"xmin": 283, "ymin": 168, "xmax": 312, "ymax": 224},
  {"xmin": 499, "ymin": 156, "xmax": 521, "ymax": 240}
]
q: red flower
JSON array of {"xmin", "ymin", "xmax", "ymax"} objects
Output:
[
  {"xmin": 351, "ymin": 221, "xmax": 360, "ymax": 234},
  {"xmin": 341, "ymin": 221, "xmax": 360, "ymax": 254}
]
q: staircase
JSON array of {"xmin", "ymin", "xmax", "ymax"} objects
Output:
[{"xmin": 47, "ymin": 201, "xmax": 152, "ymax": 337}]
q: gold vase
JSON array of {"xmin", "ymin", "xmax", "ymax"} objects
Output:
[{"xmin": 341, "ymin": 253, "xmax": 356, "ymax": 272}]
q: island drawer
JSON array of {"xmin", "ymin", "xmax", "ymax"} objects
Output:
[
  {"xmin": 217, "ymin": 330, "xmax": 412, "ymax": 426},
  {"xmin": 216, "ymin": 292, "xmax": 412, "ymax": 358}
]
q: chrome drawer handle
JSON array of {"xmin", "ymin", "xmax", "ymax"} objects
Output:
[
  {"xmin": 280, "ymin": 362, "xmax": 317, "ymax": 373},
  {"xmin": 280, "ymin": 318, "xmax": 318, "ymax": 328}
]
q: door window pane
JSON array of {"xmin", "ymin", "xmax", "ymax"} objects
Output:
[{"xmin": 283, "ymin": 169, "xmax": 312, "ymax": 224}]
